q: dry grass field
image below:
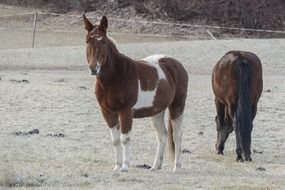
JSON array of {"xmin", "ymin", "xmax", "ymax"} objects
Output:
[{"xmin": 1, "ymin": 38, "xmax": 285, "ymax": 190}]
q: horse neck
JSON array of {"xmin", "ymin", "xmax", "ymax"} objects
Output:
[{"xmin": 96, "ymin": 46, "xmax": 123, "ymax": 86}]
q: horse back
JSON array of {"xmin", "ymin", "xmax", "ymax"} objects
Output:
[
  {"xmin": 212, "ymin": 51, "xmax": 263, "ymax": 106},
  {"xmin": 133, "ymin": 55, "xmax": 188, "ymax": 118}
]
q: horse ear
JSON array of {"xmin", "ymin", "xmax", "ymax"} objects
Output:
[
  {"xmin": 83, "ymin": 13, "xmax": 93, "ymax": 32},
  {"xmin": 99, "ymin": 16, "xmax": 108, "ymax": 33}
]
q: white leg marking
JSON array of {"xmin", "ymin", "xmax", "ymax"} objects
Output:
[
  {"xmin": 171, "ymin": 115, "xmax": 183, "ymax": 173},
  {"xmin": 109, "ymin": 125, "xmax": 122, "ymax": 171},
  {"xmin": 120, "ymin": 131, "xmax": 131, "ymax": 172},
  {"xmin": 150, "ymin": 111, "xmax": 167, "ymax": 171}
]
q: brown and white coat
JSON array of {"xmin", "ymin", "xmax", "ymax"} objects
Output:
[{"xmin": 83, "ymin": 15, "xmax": 188, "ymax": 172}]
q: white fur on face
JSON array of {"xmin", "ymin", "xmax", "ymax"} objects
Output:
[
  {"xmin": 96, "ymin": 62, "xmax": 101, "ymax": 74},
  {"xmin": 133, "ymin": 54, "xmax": 167, "ymax": 110}
]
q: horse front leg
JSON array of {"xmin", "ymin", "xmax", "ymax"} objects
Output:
[
  {"xmin": 109, "ymin": 124, "xmax": 122, "ymax": 171},
  {"xmin": 214, "ymin": 99, "xmax": 226, "ymax": 154},
  {"xmin": 119, "ymin": 107, "xmax": 133, "ymax": 172},
  {"xmin": 101, "ymin": 109, "xmax": 122, "ymax": 171}
]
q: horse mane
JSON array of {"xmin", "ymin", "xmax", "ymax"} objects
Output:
[
  {"xmin": 106, "ymin": 35, "xmax": 119, "ymax": 53},
  {"xmin": 105, "ymin": 35, "xmax": 134, "ymax": 64}
]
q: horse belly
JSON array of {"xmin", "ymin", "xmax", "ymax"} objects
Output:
[
  {"xmin": 132, "ymin": 85, "xmax": 160, "ymax": 118},
  {"xmin": 133, "ymin": 107, "xmax": 164, "ymax": 118},
  {"xmin": 132, "ymin": 81, "xmax": 172, "ymax": 118}
]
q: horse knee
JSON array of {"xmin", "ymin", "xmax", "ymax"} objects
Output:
[
  {"xmin": 110, "ymin": 125, "xmax": 121, "ymax": 146},
  {"xmin": 173, "ymin": 130, "xmax": 182, "ymax": 143},
  {"xmin": 158, "ymin": 129, "xmax": 167, "ymax": 142},
  {"xmin": 121, "ymin": 133, "xmax": 131, "ymax": 145},
  {"xmin": 113, "ymin": 139, "xmax": 120, "ymax": 146}
]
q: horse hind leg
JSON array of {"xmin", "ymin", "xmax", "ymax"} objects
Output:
[
  {"xmin": 233, "ymin": 113, "xmax": 244, "ymax": 162},
  {"xmin": 150, "ymin": 111, "xmax": 167, "ymax": 171},
  {"xmin": 168, "ymin": 101, "xmax": 186, "ymax": 173},
  {"xmin": 170, "ymin": 114, "xmax": 183, "ymax": 173}
]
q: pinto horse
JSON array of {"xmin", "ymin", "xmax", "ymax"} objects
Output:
[
  {"xmin": 83, "ymin": 15, "xmax": 188, "ymax": 172},
  {"xmin": 212, "ymin": 51, "xmax": 263, "ymax": 161}
]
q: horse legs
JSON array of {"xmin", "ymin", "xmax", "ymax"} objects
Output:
[
  {"xmin": 215, "ymin": 99, "xmax": 233, "ymax": 155},
  {"xmin": 101, "ymin": 110, "xmax": 122, "ymax": 171},
  {"xmin": 109, "ymin": 125, "xmax": 122, "ymax": 170},
  {"xmin": 252, "ymin": 104, "xmax": 257, "ymax": 120},
  {"xmin": 170, "ymin": 114, "xmax": 183, "ymax": 173},
  {"xmin": 168, "ymin": 92, "xmax": 186, "ymax": 173},
  {"xmin": 150, "ymin": 111, "xmax": 167, "ymax": 171},
  {"xmin": 119, "ymin": 107, "xmax": 133, "ymax": 172},
  {"xmin": 233, "ymin": 114, "xmax": 244, "ymax": 162}
]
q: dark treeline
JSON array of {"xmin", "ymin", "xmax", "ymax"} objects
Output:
[{"xmin": 1, "ymin": 0, "xmax": 284, "ymax": 30}]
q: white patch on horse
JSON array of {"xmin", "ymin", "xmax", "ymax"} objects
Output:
[
  {"xmin": 133, "ymin": 54, "xmax": 167, "ymax": 110},
  {"xmin": 143, "ymin": 54, "xmax": 167, "ymax": 80},
  {"xmin": 96, "ymin": 62, "xmax": 101, "ymax": 74},
  {"xmin": 133, "ymin": 81, "xmax": 157, "ymax": 109},
  {"xmin": 120, "ymin": 132, "xmax": 131, "ymax": 172},
  {"xmin": 109, "ymin": 125, "xmax": 122, "ymax": 171}
]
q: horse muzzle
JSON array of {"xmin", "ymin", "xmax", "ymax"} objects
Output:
[
  {"xmin": 89, "ymin": 63, "xmax": 101, "ymax": 75},
  {"xmin": 90, "ymin": 69, "xmax": 98, "ymax": 75}
]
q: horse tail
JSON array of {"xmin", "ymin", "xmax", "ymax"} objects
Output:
[
  {"xmin": 168, "ymin": 117, "xmax": 175, "ymax": 161},
  {"xmin": 235, "ymin": 59, "xmax": 252, "ymax": 157}
]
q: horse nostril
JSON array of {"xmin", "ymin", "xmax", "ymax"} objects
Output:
[{"xmin": 90, "ymin": 69, "xmax": 97, "ymax": 75}]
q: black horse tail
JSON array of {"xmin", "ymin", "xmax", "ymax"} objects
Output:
[{"xmin": 235, "ymin": 59, "xmax": 252, "ymax": 159}]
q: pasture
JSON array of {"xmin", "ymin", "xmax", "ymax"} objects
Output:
[{"xmin": 1, "ymin": 35, "xmax": 285, "ymax": 189}]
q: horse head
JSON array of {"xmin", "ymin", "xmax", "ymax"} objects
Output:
[{"xmin": 83, "ymin": 14, "xmax": 109, "ymax": 75}]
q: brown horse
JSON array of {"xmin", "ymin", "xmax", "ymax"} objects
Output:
[
  {"xmin": 212, "ymin": 51, "xmax": 263, "ymax": 161},
  {"xmin": 83, "ymin": 15, "xmax": 188, "ymax": 172}
]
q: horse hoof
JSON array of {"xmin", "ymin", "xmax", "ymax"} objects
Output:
[
  {"xmin": 113, "ymin": 165, "xmax": 121, "ymax": 171},
  {"xmin": 173, "ymin": 166, "xmax": 182, "ymax": 173},
  {"xmin": 236, "ymin": 156, "xmax": 244, "ymax": 162},
  {"xmin": 217, "ymin": 150, "xmax": 224, "ymax": 155},
  {"xmin": 245, "ymin": 157, "xmax": 252, "ymax": 162},
  {"xmin": 120, "ymin": 165, "xmax": 128, "ymax": 172},
  {"xmin": 149, "ymin": 166, "xmax": 161, "ymax": 171},
  {"xmin": 120, "ymin": 168, "xmax": 128, "ymax": 172}
]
